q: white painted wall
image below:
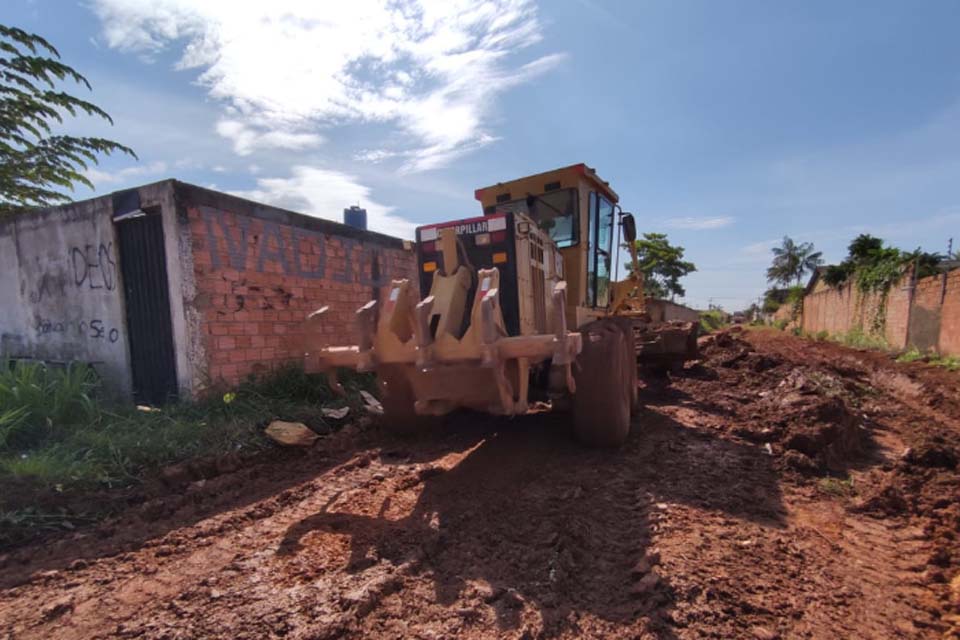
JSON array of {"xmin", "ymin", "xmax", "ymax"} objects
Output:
[{"xmin": 0, "ymin": 197, "xmax": 133, "ymax": 398}]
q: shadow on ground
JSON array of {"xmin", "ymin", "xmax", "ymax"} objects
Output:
[{"xmin": 277, "ymin": 403, "xmax": 786, "ymax": 636}]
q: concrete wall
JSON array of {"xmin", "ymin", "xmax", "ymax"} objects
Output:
[
  {"xmin": 645, "ymin": 299, "xmax": 700, "ymax": 324},
  {"xmin": 0, "ymin": 196, "xmax": 133, "ymax": 398},
  {"xmin": 802, "ymin": 269, "xmax": 960, "ymax": 356},
  {"xmin": 176, "ymin": 183, "xmax": 417, "ymax": 391}
]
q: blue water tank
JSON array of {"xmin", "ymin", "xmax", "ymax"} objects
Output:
[{"xmin": 344, "ymin": 206, "xmax": 367, "ymax": 230}]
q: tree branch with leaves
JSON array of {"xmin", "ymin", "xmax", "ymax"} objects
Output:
[
  {"xmin": 766, "ymin": 236, "xmax": 822, "ymax": 287},
  {"xmin": 627, "ymin": 232, "xmax": 696, "ymax": 300},
  {"xmin": 0, "ymin": 24, "xmax": 135, "ymax": 217}
]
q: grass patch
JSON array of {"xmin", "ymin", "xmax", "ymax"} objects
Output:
[
  {"xmin": 896, "ymin": 347, "xmax": 960, "ymax": 372},
  {"xmin": 833, "ymin": 327, "xmax": 889, "ymax": 351},
  {"xmin": 896, "ymin": 347, "xmax": 925, "ymax": 364},
  {"xmin": 817, "ymin": 476, "xmax": 856, "ymax": 497},
  {"xmin": 0, "ymin": 361, "xmax": 372, "ymax": 547},
  {"xmin": 699, "ymin": 310, "xmax": 727, "ymax": 334}
]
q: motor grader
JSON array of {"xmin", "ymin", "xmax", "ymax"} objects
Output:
[{"xmin": 304, "ymin": 163, "xmax": 697, "ymax": 446}]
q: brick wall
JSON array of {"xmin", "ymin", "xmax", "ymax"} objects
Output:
[
  {"xmin": 185, "ymin": 203, "xmax": 415, "ymax": 389},
  {"xmin": 936, "ymin": 270, "xmax": 960, "ymax": 356},
  {"xmin": 802, "ymin": 278, "xmax": 906, "ymax": 346},
  {"xmin": 802, "ymin": 269, "xmax": 960, "ymax": 356}
]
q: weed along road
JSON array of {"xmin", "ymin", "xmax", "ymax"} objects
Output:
[{"xmin": 1, "ymin": 329, "xmax": 958, "ymax": 638}]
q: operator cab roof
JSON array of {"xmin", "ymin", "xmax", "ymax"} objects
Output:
[{"xmin": 474, "ymin": 163, "xmax": 619, "ymax": 208}]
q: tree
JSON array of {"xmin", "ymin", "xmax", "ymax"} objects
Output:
[
  {"xmin": 846, "ymin": 234, "xmax": 884, "ymax": 263},
  {"xmin": 766, "ymin": 236, "xmax": 822, "ymax": 286},
  {"xmin": 823, "ymin": 235, "xmax": 944, "ymax": 290},
  {"xmin": 629, "ymin": 232, "xmax": 697, "ymax": 300},
  {"xmin": 1, "ymin": 25, "xmax": 134, "ymax": 216}
]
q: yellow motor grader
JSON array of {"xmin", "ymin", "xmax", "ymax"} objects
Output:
[{"xmin": 304, "ymin": 163, "xmax": 697, "ymax": 446}]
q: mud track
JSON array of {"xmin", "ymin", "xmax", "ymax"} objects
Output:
[{"xmin": 1, "ymin": 330, "xmax": 958, "ymax": 639}]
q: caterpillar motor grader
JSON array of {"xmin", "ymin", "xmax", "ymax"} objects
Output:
[{"xmin": 304, "ymin": 163, "xmax": 698, "ymax": 446}]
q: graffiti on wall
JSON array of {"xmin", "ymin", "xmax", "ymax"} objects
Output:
[
  {"xmin": 201, "ymin": 207, "xmax": 393, "ymax": 286},
  {"xmin": 30, "ymin": 242, "xmax": 119, "ymax": 303},
  {"xmin": 33, "ymin": 315, "xmax": 120, "ymax": 343},
  {"xmin": 71, "ymin": 242, "xmax": 117, "ymax": 291}
]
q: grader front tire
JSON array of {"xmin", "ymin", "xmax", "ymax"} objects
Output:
[{"xmin": 572, "ymin": 322, "xmax": 635, "ymax": 447}]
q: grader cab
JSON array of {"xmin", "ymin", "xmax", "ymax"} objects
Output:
[{"xmin": 304, "ymin": 163, "xmax": 697, "ymax": 446}]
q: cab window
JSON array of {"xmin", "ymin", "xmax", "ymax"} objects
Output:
[
  {"xmin": 496, "ymin": 188, "xmax": 578, "ymax": 247},
  {"xmin": 587, "ymin": 192, "xmax": 615, "ymax": 307}
]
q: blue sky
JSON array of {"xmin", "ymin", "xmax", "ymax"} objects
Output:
[{"xmin": 5, "ymin": 0, "xmax": 960, "ymax": 310}]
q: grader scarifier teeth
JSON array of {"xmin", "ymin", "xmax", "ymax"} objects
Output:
[{"xmin": 304, "ymin": 270, "xmax": 582, "ymax": 419}]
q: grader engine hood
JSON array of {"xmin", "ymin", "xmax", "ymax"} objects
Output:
[{"xmin": 415, "ymin": 213, "xmax": 522, "ymax": 336}]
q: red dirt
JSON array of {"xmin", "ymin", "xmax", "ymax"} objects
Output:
[{"xmin": 1, "ymin": 329, "xmax": 958, "ymax": 639}]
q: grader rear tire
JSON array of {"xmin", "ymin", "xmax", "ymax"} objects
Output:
[
  {"xmin": 376, "ymin": 365, "xmax": 429, "ymax": 435},
  {"xmin": 572, "ymin": 321, "xmax": 635, "ymax": 447}
]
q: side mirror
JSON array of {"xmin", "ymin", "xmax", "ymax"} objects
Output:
[{"xmin": 621, "ymin": 213, "xmax": 637, "ymax": 243}]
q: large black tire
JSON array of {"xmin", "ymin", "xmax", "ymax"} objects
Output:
[
  {"xmin": 377, "ymin": 365, "xmax": 429, "ymax": 435},
  {"xmin": 572, "ymin": 321, "xmax": 635, "ymax": 447}
]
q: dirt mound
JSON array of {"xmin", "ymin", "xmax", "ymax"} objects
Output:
[
  {"xmin": 902, "ymin": 439, "xmax": 958, "ymax": 470},
  {"xmin": 695, "ymin": 337, "xmax": 864, "ymax": 473},
  {"xmin": 852, "ymin": 478, "xmax": 910, "ymax": 517},
  {"xmin": 779, "ymin": 394, "xmax": 862, "ymax": 470}
]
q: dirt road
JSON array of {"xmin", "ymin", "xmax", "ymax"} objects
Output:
[{"xmin": 1, "ymin": 329, "xmax": 958, "ymax": 639}]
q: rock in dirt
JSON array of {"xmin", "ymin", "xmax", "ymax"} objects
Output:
[{"xmin": 265, "ymin": 421, "xmax": 319, "ymax": 447}]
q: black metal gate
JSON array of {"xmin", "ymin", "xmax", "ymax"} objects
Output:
[{"xmin": 116, "ymin": 213, "xmax": 178, "ymax": 404}]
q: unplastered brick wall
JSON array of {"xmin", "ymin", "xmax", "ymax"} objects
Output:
[
  {"xmin": 941, "ymin": 270, "xmax": 960, "ymax": 355},
  {"xmin": 802, "ymin": 277, "xmax": 908, "ymax": 347},
  {"xmin": 802, "ymin": 268, "xmax": 960, "ymax": 356},
  {"xmin": 185, "ymin": 201, "xmax": 415, "ymax": 390}
]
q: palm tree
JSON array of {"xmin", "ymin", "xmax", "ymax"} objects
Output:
[{"xmin": 766, "ymin": 236, "xmax": 823, "ymax": 286}]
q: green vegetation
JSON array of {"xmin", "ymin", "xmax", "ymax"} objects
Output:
[
  {"xmin": 819, "ymin": 234, "xmax": 946, "ymax": 337},
  {"xmin": 762, "ymin": 284, "xmax": 805, "ymax": 316},
  {"xmin": 766, "ymin": 236, "xmax": 823, "ymax": 287},
  {"xmin": 896, "ymin": 347, "xmax": 960, "ymax": 372},
  {"xmin": 817, "ymin": 476, "xmax": 856, "ymax": 498},
  {"xmin": 0, "ymin": 361, "xmax": 371, "ymax": 546},
  {"xmin": 1, "ymin": 24, "xmax": 135, "ymax": 217},
  {"xmin": 699, "ymin": 309, "xmax": 727, "ymax": 333},
  {"xmin": 628, "ymin": 233, "xmax": 697, "ymax": 299},
  {"xmin": 822, "ymin": 234, "xmax": 943, "ymax": 293},
  {"xmin": 834, "ymin": 327, "xmax": 889, "ymax": 350},
  {"xmin": 896, "ymin": 347, "xmax": 925, "ymax": 364}
]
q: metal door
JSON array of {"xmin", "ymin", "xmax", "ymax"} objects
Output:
[{"xmin": 116, "ymin": 213, "xmax": 178, "ymax": 404}]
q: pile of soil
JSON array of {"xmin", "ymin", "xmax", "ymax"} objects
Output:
[{"xmin": 693, "ymin": 328, "xmax": 864, "ymax": 473}]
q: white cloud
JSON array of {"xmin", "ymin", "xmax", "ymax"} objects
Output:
[
  {"xmin": 215, "ymin": 118, "xmax": 325, "ymax": 156},
  {"xmin": 231, "ymin": 166, "xmax": 416, "ymax": 239},
  {"xmin": 91, "ymin": 0, "xmax": 562, "ymax": 171},
  {"xmin": 85, "ymin": 160, "xmax": 168, "ymax": 185},
  {"xmin": 663, "ymin": 216, "xmax": 735, "ymax": 230}
]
